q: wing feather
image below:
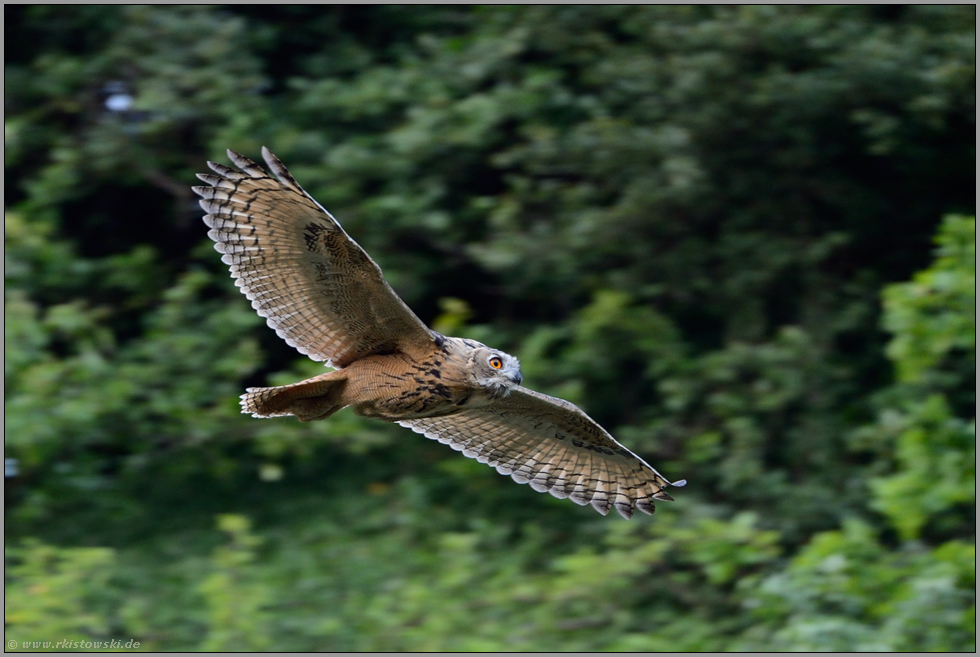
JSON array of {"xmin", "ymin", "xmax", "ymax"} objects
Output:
[
  {"xmin": 194, "ymin": 148, "xmax": 436, "ymax": 367},
  {"xmin": 398, "ymin": 387, "xmax": 684, "ymax": 518}
]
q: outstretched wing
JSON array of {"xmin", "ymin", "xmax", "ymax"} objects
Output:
[
  {"xmin": 193, "ymin": 148, "xmax": 436, "ymax": 368},
  {"xmin": 397, "ymin": 387, "xmax": 685, "ymax": 519}
]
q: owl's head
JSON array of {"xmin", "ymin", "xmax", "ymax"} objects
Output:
[{"xmin": 468, "ymin": 344, "xmax": 522, "ymax": 397}]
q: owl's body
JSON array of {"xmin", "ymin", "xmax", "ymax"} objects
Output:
[
  {"xmin": 194, "ymin": 148, "xmax": 685, "ymax": 519},
  {"xmin": 243, "ymin": 336, "xmax": 512, "ymax": 422}
]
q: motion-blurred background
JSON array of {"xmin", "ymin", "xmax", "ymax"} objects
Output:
[{"xmin": 4, "ymin": 6, "xmax": 975, "ymax": 651}]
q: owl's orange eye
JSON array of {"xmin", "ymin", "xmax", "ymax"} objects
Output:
[{"xmin": 489, "ymin": 356, "xmax": 503, "ymax": 370}]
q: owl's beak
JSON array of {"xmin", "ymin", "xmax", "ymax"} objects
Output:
[{"xmin": 510, "ymin": 371, "xmax": 523, "ymax": 386}]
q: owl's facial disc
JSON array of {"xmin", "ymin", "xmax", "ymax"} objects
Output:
[
  {"xmin": 475, "ymin": 348, "xmax": 522, "ymax": 394},
  {"xmin": 487, "ymin": 352, "xmax": 523, "ymax": 385}
]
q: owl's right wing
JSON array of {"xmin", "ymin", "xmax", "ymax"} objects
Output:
[
  {"xmin": 193, "ymin": 148, "xmax": 436, "ymax": 368},
  {"xmin": 397, "ymin": 387, "xmax": 685, "ymax": 519}
]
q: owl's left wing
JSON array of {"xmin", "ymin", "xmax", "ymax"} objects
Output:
[
  {"xmin": 193, "ymin": 148, "xmax": 436, "ymax": 368},
  {"xmin": 397, "ymin": 387, "xmax": 685, "ymax": 519}
]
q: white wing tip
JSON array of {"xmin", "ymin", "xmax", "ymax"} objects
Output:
[{"xmin": 590, "ymin": 498, "xmax": 611, "ymax": 515}]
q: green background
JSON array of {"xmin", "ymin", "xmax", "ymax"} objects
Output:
[{"xmin": 5, "ymin": 6, "xmax": 975, "ymax": 651}]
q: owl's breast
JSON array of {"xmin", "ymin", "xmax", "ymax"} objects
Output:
[{"xmin": 343, "ymin": 351, "xmax": 489, "ymax": 422}]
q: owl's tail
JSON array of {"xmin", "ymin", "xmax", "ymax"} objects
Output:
[{"xmin": 241, "ymin": 370, "xmax": 349, "ymax": 422}]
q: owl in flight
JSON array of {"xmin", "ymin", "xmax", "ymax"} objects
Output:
[{"xmin": 193, "ymin": 148, "xmax": 685, "ymax": 519}]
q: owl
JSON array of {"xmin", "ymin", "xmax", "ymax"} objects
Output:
[{"xmin": 193, "ymin": 148, "xmax": 685, "ymax": 519}]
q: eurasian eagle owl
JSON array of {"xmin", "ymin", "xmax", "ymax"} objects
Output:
[{"xmin": 193, "ymin": 148, "xmax": 685, "ymax": 519}]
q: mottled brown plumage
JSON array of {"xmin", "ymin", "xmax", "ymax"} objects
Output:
[{"xmin": 193, "ymin": 148, "xmax": 685, "ymax": 519}]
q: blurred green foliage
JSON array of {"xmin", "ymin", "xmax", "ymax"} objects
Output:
[
  {"xmin": 869, "ymin": 214, "xmax": 976, "ymax": 541},
  {"xmin": 4, "ymin": 5, "xmax": 974, "ymax": 651}
]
